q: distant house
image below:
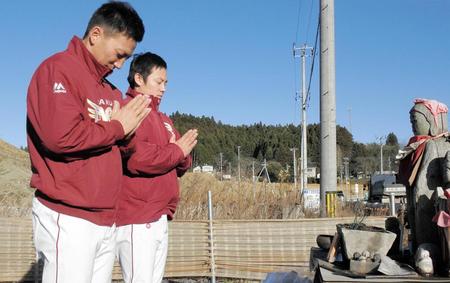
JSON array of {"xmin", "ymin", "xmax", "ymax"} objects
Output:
[
  {"xmin": 306, "ymin": 167, "xmax": 317, "ymax": 179},
  {"xmin": 193, "ymin": 165, "xmax": 214, "ymax": 174}
]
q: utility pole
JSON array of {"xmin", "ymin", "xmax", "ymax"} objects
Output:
[
  {"xmin": 264, "ymin": 159, "xmax": 271, "ymax": 183},
  {"xmin": 388, "ymin": 156, "xmax": 391, "ymax": 172},
  {"xmin": 343, "ymin": 157, "xmax": 349, "ymax": 193},
  {"xmin": 290, "ymin": 148, "xmax": 297, "ymax": 191},
  {"xmin": 257, "ymin": 159, "xmax": 271, "ymax": 183},
  {"xmin": 348, "ymin": 107, "xmax": 352, "ymax": 136},
  {"xmin": 293, "ymin": 44, "xmax": 313, "ymax": 196},
  {"xmin": 378, "ymin": 136, "xmax": 385, "ymax": 174},
  {"xmin": 252, "ymin": 161, "xmax": 256, "ymax": 199},
  {"xmin": 320, "ymin": 0, "xmax": 337, "ymax": 217},
  {"xmin": 219, "ymin": 152, "xmax": 223, "ymax": 181},
  {"xmin": 192, "ymin": 150, "xmax": 196, "ymax": 168},
  {"xmin": 339, "ymin": 157, "xmax": 343, "ymax": 191},
  {"xmin": 252, "ymin": 161, "xmax": 255, "ymax": 183},
  {"xmin": 237, "ymin": 146, "xmax": 241, "ymax": 185}
]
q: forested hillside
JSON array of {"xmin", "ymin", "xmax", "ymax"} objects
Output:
[{"xmin": 171, "ymin": 112, "xmax": 400, "ymax": 182}]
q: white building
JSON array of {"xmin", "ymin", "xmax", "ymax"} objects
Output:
[
  {"xmin": 202, "ymin": 165, "xmax": 214, "ymax": 174},
  {"xmin": 306, "ymin": 167, "xmax": 317, "ymax": 179}
]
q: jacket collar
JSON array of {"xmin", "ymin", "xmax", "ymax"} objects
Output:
[
  {"xmin": 67, "ymin": 36, "xmax": 112, "ymax": 82},
  {"xmin": 126, "ymin": 87, "xmax": 161, "ymax": 111}
]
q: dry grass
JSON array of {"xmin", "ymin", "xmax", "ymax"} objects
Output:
[
  {"xmin": 0, "ymin": 184, "xmax": 33, "ymax": 217},
  {"xmin": 0, "ymin": 139, "xmax": 386, "ymax": 220},
  {"xmin": 176, "ymin": 173, "xmax": 387, "ymax": 220},
  {"xmin": 0, "ymin": 139, "xmax": 33, "ymax": 217},
  {"xmin": 176, "ymin": 173, "xmax": 309, "ymax": 220}
]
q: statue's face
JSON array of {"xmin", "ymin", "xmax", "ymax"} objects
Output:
[{"xmin": 410, "ymin": 110, "xmax": 430, "ymax": 136}]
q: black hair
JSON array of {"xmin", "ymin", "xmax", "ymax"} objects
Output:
[
  {"xmin": 83, "ymin": 1, "xmax": 144, "ymax": 42},
  {"xmin": 128, "ymin": 52, "xmax": 167, "ymax": 89}
]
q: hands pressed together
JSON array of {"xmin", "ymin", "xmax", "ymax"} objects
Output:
[
  {"xmin": 170, "ymin": 129, "xmax": 198, "ymax": 157},
  {"xmin": 111, "ymin": 94, "xmax": 198, "ymax": 157},
  {"xmin": 111, "ymin": 95, "xmax": 151, "ymax": 136}
]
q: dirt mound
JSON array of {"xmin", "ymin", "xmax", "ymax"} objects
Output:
[{"xmin": 0, "ymin": 139, "xmax": 33, "ymax": 217}]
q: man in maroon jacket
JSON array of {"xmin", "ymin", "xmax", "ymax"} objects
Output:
[
  {"xmin": 26, "ymin": 2, "xmax": 149, "ymax": 282},
  {"xmin": 115, "ymin": 52, "xmax": 197, "ymax": 283}
]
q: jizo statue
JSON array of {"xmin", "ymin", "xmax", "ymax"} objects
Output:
[
  {"xmin": 410, "ymin": 99, "xmax": 448, "ymax": 136},
  {"xmin": 398, "ymin": 98, "xmax": 450, "ymax": 275}
]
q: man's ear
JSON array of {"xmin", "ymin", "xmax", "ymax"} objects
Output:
[
  {"xmin": 87, "ymin": 26, "xmax": 104, "ymax": 46},
  {"xmin": 134, "ymin": 73, "xmax": 144, "ymax": 87}
]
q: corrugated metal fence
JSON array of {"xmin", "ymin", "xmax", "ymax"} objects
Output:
[{"xmin": 0, "ymin": 217, "xmax": 386, "ymax": 281}]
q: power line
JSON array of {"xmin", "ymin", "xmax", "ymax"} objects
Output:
[
  {"xmin": 292, "ymin": 57, "xmax": 300, "ymax": 124},
  {"xmin": 305, "ymin": 0, "xmax": 315, "ymax": 43},
  {"xmin": 293, "ymin": 0, "xmax": 303, "ymax": 125},
  {"xmin": 305, "ymin": 13, "xmax": 320, "ymax": 108},
  {"xmin": 292, "ymin": 49, "xmax": 300, "ymax": 102},
  {"xmin": 294, "ymin": 1, "xmax": 318, "ymax": 116},
  {"xmin": 294, "ymin": 0, "xmax": 303, "ymax": 43}
]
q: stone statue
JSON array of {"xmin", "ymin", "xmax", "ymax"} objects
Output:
[
  {"xmin": 409, "ymin": 99, "xmax": 448, "ymax": 137},
  {"xmin": 398, "ymin": 98, "xmax": 450, "ymax": 275}
]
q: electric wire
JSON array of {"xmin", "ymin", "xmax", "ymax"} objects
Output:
[
  {"xmin": 305, "ymin": 0, "xmax": 314, "ymax": 43},
  {"xmin": 305, "ymin": 13, "xmax": 320, "ymax": 108},
  {"xmin": 293, "ymin": 0, "xmax": 303, "ymax": 124},
  {"xmin": 294, "ymin": 0, "xmax": 303, "ymax": 44},
  {"xmin": 292, "ymin": 57, "xmax": 300, "ymax": 124}
]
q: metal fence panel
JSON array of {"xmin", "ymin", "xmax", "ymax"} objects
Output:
[{"xmin": 0, "ymin": 217, "xmax": 387, "ymax": 281}]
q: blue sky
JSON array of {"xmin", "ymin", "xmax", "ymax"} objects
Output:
[{"xmin": 1, "ymin": 0, "xmax": 449, "ymax": 147}]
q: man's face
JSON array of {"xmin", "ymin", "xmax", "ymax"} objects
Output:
[
  {"xmin": 139, "ymin": 67, "xmax": 167, "ymax": 100},
  {"xmin": 87, "ymin": 27, "xmax": 136, "ymax": 70}
]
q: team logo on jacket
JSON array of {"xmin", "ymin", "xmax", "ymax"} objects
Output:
[
  {"xmin": 53, "ymin": 82, "xmax": 66, "ymax": 94},
  {"xmin": 87, "ymin": 98, "xmax": 113, "ymax": 122}
]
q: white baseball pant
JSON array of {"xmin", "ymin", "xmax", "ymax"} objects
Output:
[
  {"xmin": 31, "ymin": 197, "xmax": 117, "ymax": 283},
  {"xmin": 116, "ymin": 215, "xmax": 169, "ymax": 283}
]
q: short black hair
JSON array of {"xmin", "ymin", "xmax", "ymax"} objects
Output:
[
  {"xmin": 83, "ymin": 1, "xmax": 144, "ymax": 42},
  {"xmin": 128, "ymin": 52, "xmax": 167, "ymax": 89}
]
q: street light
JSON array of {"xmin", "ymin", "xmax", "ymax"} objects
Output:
[{"xmin": 377, "ymin": 136, "xmax": 386, "ymax": 174}]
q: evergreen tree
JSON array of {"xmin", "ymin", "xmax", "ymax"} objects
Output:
[{"xmin": 170, "ymin": 112, "xmax": 399, "ymax": 181}]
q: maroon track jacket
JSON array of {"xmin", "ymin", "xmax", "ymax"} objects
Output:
[
  {"xmin": 116, "ymin": 88, "xmax": 192, "ymax": 226},
  {"xmin": 27, "ymin": 37, "xmax": 125, "ymax": 225}
]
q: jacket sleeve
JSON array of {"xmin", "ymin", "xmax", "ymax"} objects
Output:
[
  {"xmin": 127, "ymin": 140, "xmax": 186, "ymax": 175},
  {"xmin": 118, "ymin": 133, "xmax": 136, "ymax": 160},
  {"xmin": 176, "ymin": 155, "xmax": 192, "ymax": 177},
  {"xmin": 27, "ymin": 63, "xmax": 125, "ymax": 159}
]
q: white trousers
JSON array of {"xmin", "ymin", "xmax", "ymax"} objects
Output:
[
  {"xmin": 32, "ymin": 197, "xmax": 117, "ymax": 283},
  {"xmin": 116, "ymin": 215, "xmax": 169, "ymax": 283}
]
